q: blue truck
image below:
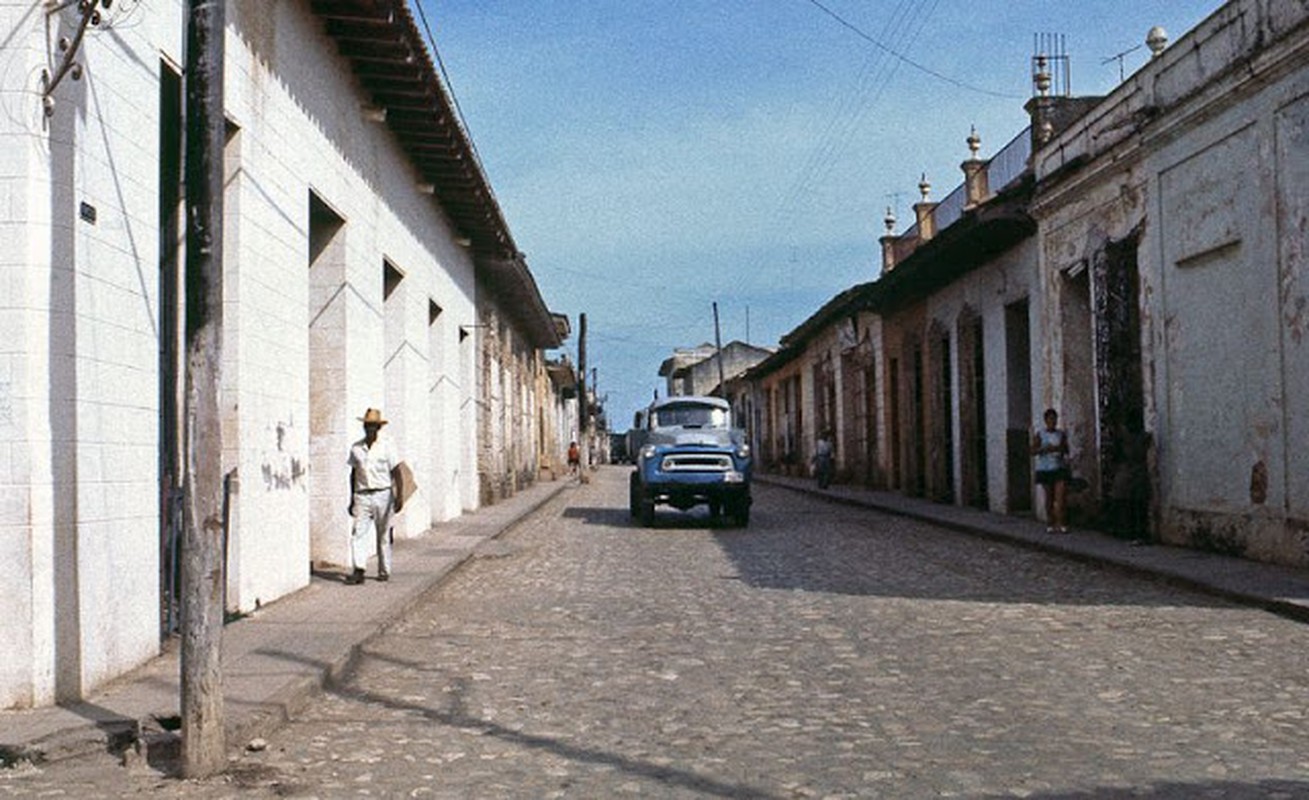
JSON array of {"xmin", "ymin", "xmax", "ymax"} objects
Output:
[{"xmin": 628, "ymin": 396, "xmax": 753, "ymax": 527}]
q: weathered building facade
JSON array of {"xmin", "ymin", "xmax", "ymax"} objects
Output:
[
  {"xmin": 475, "ymin": 270, "xmax": 564, "ymax": 505},
  {"xmin": 1032, "ymin": 0, "xmax": 1309, "ymax": 564},
  {"xmin": 0, "ymin": 0, "xmax": 566, "ymax": 710},
  {"xmin": 746, "ymin": 126, "xmax": 1037, "ymax": 508},
  {"xmin": 742, "ymin": 0, "xmax": 1309, "ymax": 569},
  {"xmin": 664, "ymin": 341, "xmax": 773, "ymax": 398},
  {"xmin": 874, "ymin": 130, "xmax": 1038, "ymax": 512}
]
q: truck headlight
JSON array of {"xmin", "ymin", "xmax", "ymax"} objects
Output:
[
  {"xmin": 641, "ymin": 444, "xmax": 656, "ymax": 460},
  {"xmin": 736, "ymin": 443, "xmax": 751, "ymax": 459}
]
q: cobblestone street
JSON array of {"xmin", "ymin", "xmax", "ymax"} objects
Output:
[{"xmin": 5, "ymin": 466, "xmax": 1309, "ymax": 798}]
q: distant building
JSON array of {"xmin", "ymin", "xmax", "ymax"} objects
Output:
[
  {"xmin": 658, "ymin": 344, "xmax": 718, "ymax": 397},
  {"xmin": 658, "ymin": 341, "xmax": 773, "ymax": 398}
]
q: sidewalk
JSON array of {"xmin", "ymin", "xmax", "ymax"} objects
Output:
[
  {"xmin": 0, "ymin": 478, "xmax": 571, "ymax": 768},
  {"xmin": 757, "ymin": 473, "xmax": 1309, "ymax": 624}
]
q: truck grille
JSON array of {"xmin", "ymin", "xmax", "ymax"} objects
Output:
[{"xmin": 661, "ymin": 453, "xmax": 734, "ymax": 472}]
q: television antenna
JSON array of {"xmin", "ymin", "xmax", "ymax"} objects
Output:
[{"xmin": 1102, "ymin": 43, "xmax": 1144, "ymax": 83}]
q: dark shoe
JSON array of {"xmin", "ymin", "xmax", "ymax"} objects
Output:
[
  {"xmin": 345, "ymin": 568, "xmax": 365, "ymax": 585},
  {"xmin": 377, "ymin": 573, "xmax": 389, "ymax": 582}
]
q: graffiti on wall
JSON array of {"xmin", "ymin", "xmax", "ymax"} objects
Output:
[{"xmin": 262, "ymin": 419, "xmax": 306, "ymax": 491}]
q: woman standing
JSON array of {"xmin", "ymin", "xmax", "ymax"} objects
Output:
[{"xmin": 1032, "ymin": 408, "xmax": 1070, "ymax": 533}]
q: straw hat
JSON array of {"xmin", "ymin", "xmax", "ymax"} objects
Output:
[{"xmin": 359, "ymin": 408, "xmax": 388, "ymax": 426}]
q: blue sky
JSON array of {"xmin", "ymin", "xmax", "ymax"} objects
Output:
[{"xmin": 419, "ymin": 0, "xmax": 1218, "ymax": 429}]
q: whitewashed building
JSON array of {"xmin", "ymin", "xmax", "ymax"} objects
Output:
[{"xmin": 0, "ymin": 0, "xmax": 562, "ymax": 710}]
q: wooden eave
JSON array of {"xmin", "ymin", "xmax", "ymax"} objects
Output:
[{"xmin": 312, "ymin": 0, "xmax": 560, "ymax": 349}]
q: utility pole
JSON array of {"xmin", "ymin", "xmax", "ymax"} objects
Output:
[
  {"xmin": 712, "ymin": 302, "xmax": 727, "ymax": 398},
  {"xmin": 591, "ymin": 367, "xmax": 599, "ymax": 464},
  {"xmin": 181, "ymin": 0, "xmax": 227, "ymax": 779},
  {"xmin": 577, "ymin": 313, "xmax": 589, "ymax": 477}
]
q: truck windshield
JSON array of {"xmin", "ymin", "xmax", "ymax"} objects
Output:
[{"xmin": 653, "ymin": 404, "xmax": 726, "ymax": 429}]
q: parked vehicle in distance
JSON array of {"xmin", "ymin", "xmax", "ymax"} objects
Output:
[
  {"xmin": 629, "ymin": 396, "xmax": 752, "ymax": 527},
  {"xmin": 609, "ymin": 431, "xmax": 630, "ymax": 464}
]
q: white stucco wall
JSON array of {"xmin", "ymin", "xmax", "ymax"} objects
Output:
[
  {"xmin": 0, "ymin": 0, "xmax": 172, "ymax": 707},
  {"xmin": 0, "ymin": 0, "xmax": 486, "ymax": 707},
  {"xmin": 222, "ymin": 0, "xmax": 478, "ymax": 589}
]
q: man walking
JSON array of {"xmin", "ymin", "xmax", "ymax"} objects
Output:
[{"xmin": 347, "ymin": 408, "xmax": 400, "ymax": 584}]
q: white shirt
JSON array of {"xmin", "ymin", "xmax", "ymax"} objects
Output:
[{"xmin": 350, "ymin": 436, "xmax": 397, "ymax": 492}]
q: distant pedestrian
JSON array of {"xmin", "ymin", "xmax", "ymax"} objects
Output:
[
  {"xmin": 813, "ymin": 429, "xmax": 834, "ymax": 490},
  {"xmin": 347, "ymin": 408, "xmax": 400, "ymax": 584},
  {"xmin": 567, "ymin": 440, "xmax": 581, "ymax": 478},
  {"xmin": 1032, "ymin": 408, "xmax": 1070, "ymax": 533}
]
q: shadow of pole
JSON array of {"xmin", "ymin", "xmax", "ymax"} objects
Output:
[{"xmin": 255, "ymin": 646, "xmax": 781, "ymax": 800}]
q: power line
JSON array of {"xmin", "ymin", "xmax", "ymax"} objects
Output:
[
  {"xmin": 801, "ymin": 0, "xmax": 1018, "ymax": 100},
  {"xmin": 773, "ymin": 0, "xmax": 925, "ymax": 225},
  {"xmin": 413, "ymin": 1, "xmax": 486, "ymax": 170},
  {"xmin": 767, "ymin": 0, "xmax": 929, "ymax": 284}
]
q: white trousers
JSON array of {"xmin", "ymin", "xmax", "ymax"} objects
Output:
[{"xmin": 350, "ymin": 489, "xmax": 393, "ymax": 575}]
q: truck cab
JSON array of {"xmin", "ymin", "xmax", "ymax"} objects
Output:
[{"xmin": 628, "ymin": 396, "xmax": 753, "ymax": 527}]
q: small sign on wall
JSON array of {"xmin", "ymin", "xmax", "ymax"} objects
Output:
[{"xmin": 79, "ymin": 201, "xmax": 96, "ymax": 225}]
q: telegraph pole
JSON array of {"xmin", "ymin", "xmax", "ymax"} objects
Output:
[
  {"xmin": 712, "ymin": 302, "xmax": 727, "ymax": 397},
  {"xmin": 577, "ymin": 313, "xmax": 589, "ymax": 477},
  {"xmin": 181, "ymin": 0, "xmax": 227, "ymax": 778}
]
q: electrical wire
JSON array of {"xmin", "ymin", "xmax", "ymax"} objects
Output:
[
  {"xmin": 766, "ymin": 0, "xmax": 930, "ymax": 294},
  {"xmin": 802, "ymin": 0, "xmax": 1018, "ymax": 99},
  {"xmin": 773, "ymin": 0, "xmax": 922, "ymax": 226},
  {"xmin": 412, "ymin": 0, "xmax": 486, "ymax": 171}
]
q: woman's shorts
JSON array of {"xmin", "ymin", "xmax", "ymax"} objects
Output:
[{"xmin": 1035, "ymin": 468, "xmax": 1071, "ymax": 486}]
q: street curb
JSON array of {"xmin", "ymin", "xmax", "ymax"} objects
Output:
[
  {"xmin": 0, "ymin": 480, "xmax": 571, "ymax": 769},
  {"xmin": 223, "ymin": 478, "xmax": 572, "ymax": 757},
  {"xmin": 757, "ymin": 475, "xmax": 1309, "ymax": 626}
]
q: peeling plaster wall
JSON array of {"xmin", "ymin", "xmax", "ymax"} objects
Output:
[
  {"xmin": 476, "ymin": 302, "xmax": 547, "ymax": 505},
  {"xmin": 881, "ymin": 303, "xmax": 928, "ymax": 496},
  {"xmin": 1147, "ymin": 43, "xmax": 1309, "ymax": 565},
  {"xmin": 1035, "ymin": 0, "xmax": 1309, "ymax": 565},
  {"xmin": 1034, "ymin": 166, "xmax": 1149, "ymax": 532},
  {"xmin": 880, "ymin": 240, "xmax": 1038, "ymax": 512},
  {"xmin": 937, "ymin": 240, "xmax": 1037, "ymax": 513},
  {"xmin": 754, "ymin": 359, "xmax": 805, "ymax": 473}
]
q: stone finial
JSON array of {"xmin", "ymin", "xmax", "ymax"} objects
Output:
[
  {"xmin": 913, "ymin": 175, "xmax": 938, "ymax": 241},
  {"xmin": 1033, "ymin": 54, "xmax": 1051, "ymax": 96},
  {"xmin": 962, "ymin": 132, "xmax": 990, "ymax": 208},
  {"xmin": 880, "ymin": 207, "xmax": 899, "ymax": 274},
  {"xmin": 1146, "ymin": 26, "xmax": 1168, "ymax": 57}
]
